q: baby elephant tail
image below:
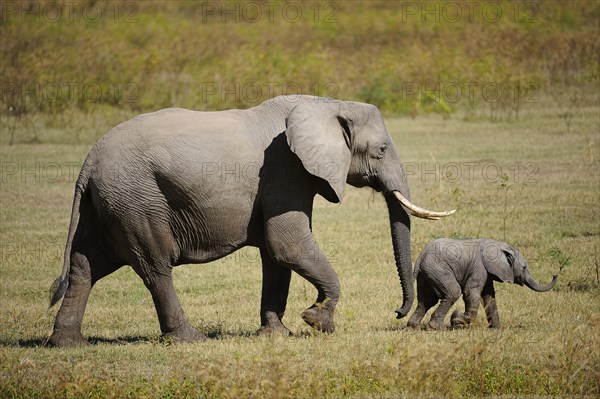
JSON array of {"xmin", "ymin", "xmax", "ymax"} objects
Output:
[{"xmin": 413, "ymin": 252, "xmax": 424, "ymax": 280}]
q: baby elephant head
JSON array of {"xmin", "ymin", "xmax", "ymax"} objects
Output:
[{"xmin": 480, "ymin": 240, "xmax": 558, "ymax": 292}]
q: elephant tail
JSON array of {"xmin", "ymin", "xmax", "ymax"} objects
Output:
[
  {"xmin": 49, "ymin": 160, "xmax": 92, "ymax": 307},
  {"xmin": 413, "ymin": 252, "xmax": 424, "ymax": 281}
]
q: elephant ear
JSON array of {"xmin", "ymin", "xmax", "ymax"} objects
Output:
[
  {"xmin": 480, "ymin": 241, "xmax": 514, "ymax": 283},
  {"xmin": 285, "ymin": 100, "xmax": 352, "ymax": 203}
]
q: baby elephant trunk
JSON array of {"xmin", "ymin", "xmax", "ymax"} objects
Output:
[{"xmin": 524, "ymin": 273, "xmax": 558, "ymax": 292}]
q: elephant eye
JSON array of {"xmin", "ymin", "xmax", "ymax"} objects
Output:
[{"xmin": 377, "ymin": 144, "xmax": 387, "ymax": 159}]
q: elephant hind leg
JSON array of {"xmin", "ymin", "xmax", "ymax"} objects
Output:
[
  {"xmin": 427, "ymin": 278, "xmax": 461, "ymax": 330},
  {"xmin": 133, "ymin": 262, "xmax": 205, "ymax": 342},
  {"xmin": 48, "ymin": 251, "xmax": 92, "ymax": 347},
  {"xmin": 407, "ymin": 276, "xmax": 439, "ymax": 329},
  {"xmin": 48, "ymin": 244, "xmax": 120, "ymax": 347}
]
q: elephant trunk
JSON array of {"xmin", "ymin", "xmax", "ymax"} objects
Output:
[
  {"xmin": 523, "ymin": 272, "xmax": 558, "ymax": 292},
  {"xmin": 378, "ymin": 147, "xmax": 453, "ymax": 319},
  {"xmin": 385, "ymin": 194, "xmax": 413, "ymax": 319}
]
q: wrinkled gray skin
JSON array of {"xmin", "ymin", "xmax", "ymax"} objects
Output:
[
  {"xmin": 406, "ymin": 238, "xmax": 558, "ymax": 330},
  {"xmin": 48, "ymin": 95, "xmax": 425, "ymax": 347}
]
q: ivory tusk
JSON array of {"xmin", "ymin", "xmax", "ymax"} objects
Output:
[{"xmin": 393, "ymin": 191, "xmax": 456, "ymax": 220}]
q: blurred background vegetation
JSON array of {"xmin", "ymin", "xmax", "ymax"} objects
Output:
[{"xmin": 0, "ymin": 0, "xmax": 599, "ymax": 142}]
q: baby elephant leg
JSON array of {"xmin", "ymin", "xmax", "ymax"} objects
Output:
[
  {"xmin": 481, "ymin": 279, "xmax": 501, "ymax": 328},
  {"xmin": 451, "ymin": 287, "xmax": 481, "ymax": 328},
  {"xmin": 407, "ymin": 276, "xmax": 438, "ymax": 329},
  {"xmin": 427, "ymin": 277, "xmax": 461, "ymax": 330}
]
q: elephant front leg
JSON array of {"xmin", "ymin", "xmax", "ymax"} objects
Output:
[
  {"xmin": 294, "ymin": 249, "xmax": 339, "ymax": 333},
  {"xmin": 481, "ymin": 279, "xmax": 501, "ymax": 328},
  {"xmin": 257, "ymin": 249, "xmax": 293, "ymax": 336},
  {"xmin": 265, "ymin": 211, "xmax": 340, "ymax": 333},
  {"xmin": 451, "ymin": 287, "xmax": 481, "ymax": 328}
]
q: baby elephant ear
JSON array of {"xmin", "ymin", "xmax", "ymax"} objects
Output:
[
  {"xmin": 285, "ymin": 100, "xmax": 352, "ymax": 203},
  {"xmin": 480, "ymin": 241, "xmax": 514, "ymax": 283}
]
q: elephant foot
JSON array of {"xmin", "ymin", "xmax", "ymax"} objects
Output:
[
  {"xmin": 162, "ymin": 323, "xmax": 206, "ymax": 343},
  {"xmin": 257, "ymin": 324, "xmax": 293, "ymax": 337},
  {"xmin": 47, "ymin": 329, "xmax": 89, "ymax": 348},
  {"xmin": 257, "ymin": 312, "xmax": 293, "ymax": 337},
  {"xmin": 488, "ymin": 323, "xmax": 501, "ymax": 329},
  {"xmin": 301, "ymin": 302, "xmax": 335, "ymax": 333},
  {"xmin": 450, "ymin": 310, "xmax": 470, "ymax": 329},
  {"xmin": 406, "ymin": 320, "xmax": 422, "ymax": 330},
  {"xmin": 425, "ymin": 320, "xmax": 446, "ymax": 330}
]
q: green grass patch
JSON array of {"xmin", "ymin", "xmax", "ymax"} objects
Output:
[{"xmin": 1, "ymin": 1, "xmax": 598, "ymax": 121}]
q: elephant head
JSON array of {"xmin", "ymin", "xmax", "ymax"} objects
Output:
[
  {"xmin": 480, "ymin": 240, "xmax": 558, "ymax": 292},
  {"xmin": 285, "ymin": 99, "xmax": 455, "ymax": 318}
]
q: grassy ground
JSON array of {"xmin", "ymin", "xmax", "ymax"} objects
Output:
[{"xmin": 1, "ymin": 91, "xmax": 599, "ymax": 398}]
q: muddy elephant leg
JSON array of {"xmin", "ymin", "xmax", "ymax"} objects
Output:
[
  {"xmin": 463, "ymin": 288, "xmax": 481, "ymax": 322},
  {"xmin": 265, "ymin": 211, "xmax": 340, "ymax": 333},
  {"xmin": 452, "ymin": 287, "xmax": 482, "ymax": 328},
  {"xmin": 407, "ymin": 276, "xmax": 439, "ymax": 329},
  {"xmin": 481, "ymin": 279, "xmax": 501, "ymax": 328},
  {"xmin": 257, "ymin": 248, "xmax": 293, "ymax": 336},
  {"xmin": 134, "ymin": 265, "xmax": 205, "ymax": 342},
  {"xmin": 297, "ymin": 250, "xmax": 340, "ymax": 334},
  {"xmin": 48, "ymin": 243, "xmax": 118, "ymax": 347},
  {"xmin": 427, "ymin": 278, "xmax": 461, "ymax": 330}
]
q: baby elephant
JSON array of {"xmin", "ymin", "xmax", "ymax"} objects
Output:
[{"xmin": 407, "ymin": 238, "xmax": 557, "ymax": 329}]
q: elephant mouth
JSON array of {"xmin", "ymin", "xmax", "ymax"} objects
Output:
[{"xmin": 392, "ymin": 191, "xmax": 456, "ymax": 220}]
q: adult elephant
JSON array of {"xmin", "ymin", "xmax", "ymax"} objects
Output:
[{"xmin": 48, "ymin": 95, "xmax": 454, "ymax": 347}]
